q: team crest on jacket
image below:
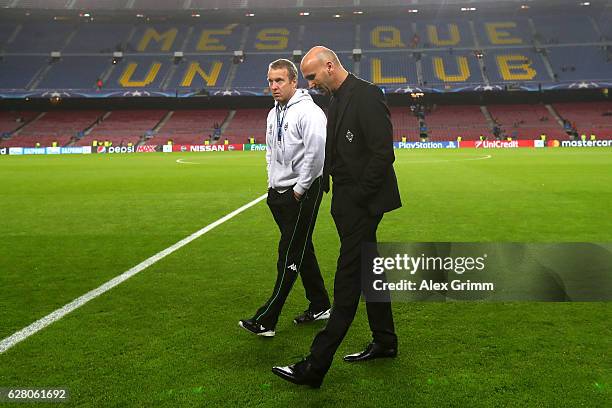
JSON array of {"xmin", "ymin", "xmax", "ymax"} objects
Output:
[
  {"xmin": 284, "ymin": 122, "xmax": 289, "ymax": 131},
  {"xmin": 346, "ymin": 129, "xmax": 354, "ymax": 142},
  {"xmin": 268, "ymin": 124, "xmax": 273, "ymax": 135}
]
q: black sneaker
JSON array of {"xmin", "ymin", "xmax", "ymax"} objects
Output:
[
  {"xmin": 293, "ymin": 308, "xmax": 331, "ymax": 325},
  {"xmin": 238, "ymin": 319, "xmax": 275, "ymax": 337}
]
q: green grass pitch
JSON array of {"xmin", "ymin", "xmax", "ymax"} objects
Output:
[{"xmin": 0, "ymin": 148, "xmax": 610, "ymax": 407}]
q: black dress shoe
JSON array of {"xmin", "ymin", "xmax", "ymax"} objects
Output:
[
  {"xmin": 272, "ymin": 359, "xmax": 324, "ymax": 388},
  {"xmin": 343, "ymin": 342, "xmax": 397, "ymax": 362}
]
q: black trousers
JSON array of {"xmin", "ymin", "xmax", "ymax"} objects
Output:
[
  {"xmin": 308, "ymin": 184, "xmax": 397, "ymax": 375},
  {"xmin": 253, "ymin": 177, "xmax": 331, "ymax": 329}
]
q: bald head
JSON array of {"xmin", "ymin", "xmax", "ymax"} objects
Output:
[{"xmin": 300, "ymin": 46, "xmax": 348, "ymax": 95}]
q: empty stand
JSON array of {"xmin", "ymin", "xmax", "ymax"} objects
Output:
[
  {"xmin": 554, "ymin": 102, "xmax": 612, "ymax": 137},
  {"xmin": 6, "ymin": 110, "xmax": 104, "ymax": 147},
  {"xmin": 421, "ymin": 52, "xmax": 483, "ymax": 86},
  {"xmin": 5, "ymin": 22, "xmax": 74, "ymax": 53},
  {"xmin": 78, "ymin": 109, "xmax": 166, "ymax": 146},
  {"xmin": 389, "ymin": 106, "xmax": 420, "ymax": 141},
  {"xmin": 149, "ymin": 109, "xmax": 228, "ymax": 145},
  {"xmin": 0, "ymin": 15, "xmax": 610, "ymax": 92},
  {"xmin": 223, "ymin": 109, "xmax": 269, "ymax": 144},
  {"xmin": 547, "ymin": 47, "xmax": 611, "ymax": 82},
  {"xmin": 37, "ymin": 57, "xmax": 109, "ymax": 90},
  {"xmin": 487, "ymin": 104, "xmax": 566, "ymax": 139},
  {"xmin": 484, "ymin": 49, "xmax": 551, "ymax": 84},
  {"xmin": 132, "ymin": 0, "xmax": 184, "ymax": 10},
  {"xmin": 0, "ymin": 111, "xmax": 39, "ymax": 145},
  {"xmin": 72, "ymin": 0, "xmax": 128, "ymax": 9},
  {"xmin": 0, "ymin": 57, "xmax": 47, "ymax": 89},
  {"xmin": 16, "ymin": 0, "xmax": 70, "ymax": 9},
  {"xmin": 424, "ymin": 105, "xmax": 490, "ymax": 141},
  {"xmin": 532, "ymin": 15, "xmax": 599, "ymax": 44}
]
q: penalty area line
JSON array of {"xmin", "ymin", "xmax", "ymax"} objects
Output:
[{"xmin": 0, "ymin": 193, "xmax": 268, "ymax": 355}]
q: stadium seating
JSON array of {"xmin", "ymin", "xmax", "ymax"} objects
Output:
[
  {"xmin": 72, "ymin": 0, "xmax": 128, "ymax": 10},
  {"xmin": 4, "ymin": 22, "xmax": 74, "ymax": 53},
  {"xmin": 15, "ymin": 0, "xmax": 70, "ymax": 9},
  {"xmin": 424, "ymin": 105, "xmax": 490, "ymax": 141},
  {"xmin": 421, "ymin": 51, "xmax": 484, "ymax": 86},
  {"xmin": 0, "ymin": 111, "xmax": 39, "ymax": 141},
  {"xmin": 0, "ymin": 56, "xmax": 47, "ymax": 89},
  {"xmin": 132, "ymin": 0, "xmax": 184, "ymax": 10},
  {"xmin": 149, "ymin": 109, "xmax": 229, "ymax": 145},
  {"xmin": 77, "ymin": 109, "xmax": 166, "ymax": 146},
  {"xmin": 553, "ymin": 102, "xmax": 612, "ymax": 137},
  {"xmin": 487, "ymin": 104, "xmax": 567, "ymax": 139},
  {"xmin": 4, "ymin": 110, "xmax": 105, "ymax": 147},
  {"xmin": 532, "ymin": 15, "xmax": 599, "ymax": 44},
  {"xmin": 389, "ymin": 106, "xmax": 420, "ymax": 141},
  {"xmin": 223, "ymin": 109, "xmax": 270, "ymax": 144},
  {"xmin": 1, "ymin": 13, "xmax": 611, "ymax": 93},
  {"xmin": 484, "ymin": 49, "xmax": 551, "ymax": 85},
  {"xmin": 547, "ymin": 47, "xmax": 611, "ymax": 82}
]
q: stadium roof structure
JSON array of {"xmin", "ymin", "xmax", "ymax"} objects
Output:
[{"xmin": 2, "ymin": 0, "xmax": 611, "ymax": 12}]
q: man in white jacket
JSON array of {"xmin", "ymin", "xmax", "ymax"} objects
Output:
[{"xmin": 239, "ymin": 59, "xmax": 331, "ymax": 337}]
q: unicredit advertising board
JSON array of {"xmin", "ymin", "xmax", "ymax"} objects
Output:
[{"xmin": 459, "ymin": 140, "xmax": 536, "ymax": 148}]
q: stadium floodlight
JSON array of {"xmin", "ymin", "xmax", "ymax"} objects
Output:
[
  {"xmin": 292, "ymin": 50, "xmax": 302, "ymax": 63},
  {"xmin": 352, "ymin": 48, "xmax": 362, "ymax": 62},
  {"xmin": 333, "ymin": 14, "xmax": 341, "ymax": 18},
  {"xmin": 173, "ymin": 51, "xmax": 184, "ymax": 64},
  {"xmin": 233, "ymin": 50, "xmax": 245, "ymax": 64},
  {"xmin": 112, "ymin": 51, "xmax": 123, "ymax": 65},
  {"xmin": 50, "ymin": 51, "xmax": 61, "ymax": 62}
]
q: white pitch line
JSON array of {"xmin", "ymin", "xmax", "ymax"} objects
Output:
[
  {"xmin": 176, "ymin": 158, "xmax": 199, "ymax": 165},
  {"xmin": 400, "ymin": 154, "xmax": 492, "ymax": 164},
  {"xmin": 0, "ymin": 193, "xmax": 268, "ymax": 355}
]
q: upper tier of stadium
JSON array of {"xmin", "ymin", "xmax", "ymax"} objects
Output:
[{"xmin": 0, "ymin": 5, "xmax": 610, "ymax": 96}]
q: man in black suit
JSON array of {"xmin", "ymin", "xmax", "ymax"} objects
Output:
[{"xmin": 272, "ymin": 46, "xmax": 402, "ymax": 388}]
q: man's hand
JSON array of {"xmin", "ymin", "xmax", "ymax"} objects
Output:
[{"xmin": 293, "ymin": 191, "xmax": 302, "ymax": 201}]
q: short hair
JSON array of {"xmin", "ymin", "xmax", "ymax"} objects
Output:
[{"xmin": 268, "ymin": 58, "xmax": 298, "ymax": 82}]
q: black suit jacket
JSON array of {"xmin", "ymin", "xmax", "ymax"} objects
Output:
[{"xmin": 323, "ymin": 74, "xmax": 402, "ymax": 215}]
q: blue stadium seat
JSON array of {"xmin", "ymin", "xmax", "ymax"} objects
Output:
[
  {"xmin": 474, "ymin": 18, "xmax": 532, "ymax": 47},
  {"xmin": 421, "ymin": 51, "xmax": 483, "ymax": 86},
  {"xmin": 360, "ymin": 20, "xmax": 413, "ymax": 51},
  {"xmin": 484, "ymin": 49, "xmax": 550, "ymax": 84},
  {"xmin": 105, "ymin": 56, "xmax": 172, "ymax": 90},
  {"xmin": 302, "ymin": 22, "xmax": 355, "ymax": 52},
  {"xmin": 532, "ymin": 15, "xmax": 599, "ymax": 44},
  {"xmin": 232, "ymin": 54, "xmax": 283, "ymax": 91},
  {"xmin": 36, "ymin": 57, "xmax": 109, "ymax": 90},
  {"xmin": 166, "ymin": 56, "xmax": 231, "ymax": 90},
  {"xmin": 5, "ymin": 22, "xmax": 74, "ymax": 53},
  {"xmin": 244, "ymin": 23, "xmax": 301, "ymax": 53},
  {"xmin": 359, "ymin": 52, "xmax": 418, "ymax": 87},
  {"xmin": 547, "ymin": 46, "xmax": 612, "ymax": 81},
  {"xmin": 0, "ymin": 23, "xmax": 18, "ymax": 46},
  {"xmin": 184, "ymin": 23, "xmax": 244, "ymax": 53},
  {"xmin": 130, "ymin": 24, "xmax": 189, "ymax": 53},
  {"xmin": 414, "ymin": 20, "xmax": 474, "ymax": 48},
  {"xmin": 63, "ymin": 23, "xmax": 134, "ymax": 53},
  {"xmin": 0, "ymin": 56, "xmax": 47, "ymax": 89}
]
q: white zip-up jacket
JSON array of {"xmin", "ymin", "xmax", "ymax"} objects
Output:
[{"xmin": 266, "ymin": 89, "xmax": 326, "ymax": 195}]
